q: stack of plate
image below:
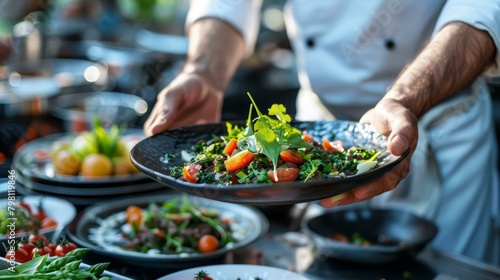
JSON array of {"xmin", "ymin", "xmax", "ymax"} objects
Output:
[{"xmin": 11, "ymin": 130, "xmax": 167, "ymax": 207}]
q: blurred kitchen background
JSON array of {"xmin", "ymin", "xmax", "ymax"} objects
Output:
[{"xmin": 0, "ymin": 0, "xmax": 499, "ymax": 178}]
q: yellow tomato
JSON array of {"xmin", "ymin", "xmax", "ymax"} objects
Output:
[
  {"xmin": 71, "ymin": 132, "xmax": 98, "ymax": 161},
  {"xmin": 53, "ymin": 149, "xmax": 80, "ymax": 175},
  {"xmin": 80, "ymin": 154, "xmax": 113, "ymax": 177},
  {"xmin": 50, "ymin": 140, "xmax": 71, "ymax": 162},
  {"xmin": 112, "ymin": 157, "xmax": 130, "ymax": 176}
]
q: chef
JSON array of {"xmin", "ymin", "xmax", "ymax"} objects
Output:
[{"xmin": 144, "ymin": 0, "xmax": 500, "ymax": 266}]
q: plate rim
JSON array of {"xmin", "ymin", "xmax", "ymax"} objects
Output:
[
  {"xmin": 67, "ymin": 193, "xmax": 269, "ymax": 263},
  {"xmin": 157, "ymin": 263, "xmax": 310, "ymax": 280}
]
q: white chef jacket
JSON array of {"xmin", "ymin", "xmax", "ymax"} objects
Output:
[{"xmin": 186, "ymin": 0, "xmax": 500, "ymax": 266}]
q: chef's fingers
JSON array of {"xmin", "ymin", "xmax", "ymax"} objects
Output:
[{"xmin": 360, "ymin": 98, "xmax": 417, "ymax": 156}]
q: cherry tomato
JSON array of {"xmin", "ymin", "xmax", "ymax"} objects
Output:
[
  {"xmin": 47, "ymin": 242, "xmax": 57, "ymax": 256},
  {"xmin": 198, "ymin": 234, "xmax": 219, "ymax": 253},
  {"xmin": 279, "ymin": 149, "xmax": 306, "ymax": 164},
  {"xmin": 222, "ymin": 138, "xmax": 238, "ymax": 156},
  {"xmin": 322, "ymin": 139, "xmax": 344, "ymax": 153},
  {"xmin": 5, "ymin": 248, "xmax": 30, "ymax": 263},
  {"xmin": 267, "ymin": 167, "xmax": 300, "ymax": 183},
  {"xmin": 52, "ymin": 149, "xmax": 81, "ymax": 175},
  {"xmin": 81, "ymin": 154, "xmax": 113, "ymax": 177},
  {"xmin": 193, "ymin": 271, "xmax": 213, "ymax": 280},
  {"xmin": 183, "ymin": 163, "xmax": 202, "ymax": 183},
  {"xmin": 18, "ymin": 237, "xmax": 35, "ymax": 255},
  {"xmin": 54, "ymin": 237, "xmax": 77, "ymax": 257},
  {"xmin": 33, "ymin": 199, "xmax": 47, "ymax": 222},
  {"xmin": 30, "ymin": 240, "xmax": 52, "ymax": 258},
  {"xmin": 28, "ymin": 231, "xmax": 48, "ymax": 245},
  {"xmin": 16, "ymin": 198, "xmax": 32, "ymax": 214},
  {"xmin": 302, "ymin": 131, "xmax": 314, "ymax": 142},
  {"xmin": 41, "ymin": 218, "xmax": 58, "ymax": 229},
  {"xmin": 224, "ymin": 150, "xmax": 254, "ymax": 172},
  {"xmin": 125, "ymin": 205, "xmax": 143, "ymax": 229}
]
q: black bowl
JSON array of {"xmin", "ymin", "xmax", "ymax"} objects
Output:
[{"xmin": 302, "ymin": 208, "xmax": 438, "ymax": 263}]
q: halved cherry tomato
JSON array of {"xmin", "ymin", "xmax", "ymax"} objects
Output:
[
  {"xmin": 223, "ymin": 138, "xmax": 238, "ymax": 156},
  {"xmin": 302, "ymin": 131, "xmax": 314, "ymax": 142},
  {"xmin": 41, "ymin": 217, "xmax": 58, "ymax": 229},
  {"xmin": 198, "ymin": 234, "xmax": 219, "ymax": 253},
  {"xmin": 224, "ymin": 150, "xmax": 254, "ymax": 172},
  {"xmin": 267, "ymin": 167, "xmax": 300, "ymax": 183},
  {"xmin": 125, "ymin": 205, "xmax": 143, "ymax": 229},
  {"xmin": 279, "ymin": 149, "xmax": 306, "ymax": 164},
  {"xmin": 322, "ymin": 139, "xmax": 344, "ymax": 153},
  {"xmin": 5, "ymin": 248, "xmax": 30, "ymax": 263},
  {"xmin": 183, "ymin": 163, "xmax": 202, "ymax": 183}
]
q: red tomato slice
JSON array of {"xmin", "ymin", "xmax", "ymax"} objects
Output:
[
  {"xmin": 267, "ymin": 167, "xmax": 299, "ymax": 183},
  {"xmin": 302, "ymin": 131, "xmax": 314, "ymax": 142},
  {"xmin": 279, "ymin": 149, "xmax": 306, "ymax": 164},
  {"xmin": 223, "ymin": 138, "xmax": 238, "ymax": 156},
  {"xmin": 224, "ymin": 150, "xmax": 255, "ymax": 172},
  {"xmin": 183, "ymin": 163, "xmax": 202, "ymax": 183},
  {"xmin": 322, "ymin": 139, "xmax": 344, "ymax": 153}
]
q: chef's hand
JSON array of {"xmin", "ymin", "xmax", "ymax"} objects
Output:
[
  {"xmin": 143, "ymin": 72, "xmax": 224, "ymax": 137},
  {"xmin": 320, "ymin": 97, "xmax": 418, "ymax": 208}
]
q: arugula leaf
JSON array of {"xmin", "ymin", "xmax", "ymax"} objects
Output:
[
  {"xmin": 14, "ymin": 254, "xmax": 48, "ymax": 275},
  {"xmin": 254, "ymin": 118, "xmax": 282, "ymax": 180}
]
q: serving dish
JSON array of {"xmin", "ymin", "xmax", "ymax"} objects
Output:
[
  {"xmin": 66, "ymin": 193, "xmax": 268, "ymax": 269},
  {"xmin": 12, "ymin": 129, "xmax": 149, "ymax": 186},
  {"xmin": 131, "ymin": 120, "xmax": 409, "ymax": 205},
  {"xmin": 302, "ymin": 208, "xmax": 438, "ymax": 263},
  {"xmin": 0, "ymin": 195, "xmax": 76, "ymax": 255},
  {"xmin": 158, "ymin": 264, "xmax": 310, "ymax": 280}
]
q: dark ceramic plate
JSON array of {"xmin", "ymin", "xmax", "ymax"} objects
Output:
[
  {"xmin": 13, "ymin": 130, "xmax": 149, "ymax": 186},
  {"xmin": 302, "ymin": 208, "xmax": 438, "ymax": 263},
  {"xmin": 130, "ymin": 121, "xmax": 409, "ymax": 205},
  {"xmin": 66, "ymin": 194, "xmax": 268, "ymax": 269}
]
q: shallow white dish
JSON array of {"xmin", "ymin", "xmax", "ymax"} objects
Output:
[
  {"xmin": 0, "ymin": 195, "xmax": 76, "ymax": 242},
  {"xmin": 158, "ymin": 264, "xmax": 310, "ymax": 280}
]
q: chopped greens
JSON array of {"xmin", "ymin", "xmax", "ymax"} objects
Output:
[{"xmin": 171, "ymin": 94, "xmax": 381, "ymax": 185}]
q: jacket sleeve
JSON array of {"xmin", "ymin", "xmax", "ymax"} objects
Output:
[
  {"xmin": 433, "ymin": 0, "xmax": 500, "ymax": 76},
  {"xmin": 186, "ymin": 0, "xmax": 263, "ymax": 56}
]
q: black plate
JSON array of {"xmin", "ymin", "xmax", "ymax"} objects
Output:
[
  {"xmin": 302, "ymin": 208, "xmax": 438, "ymax": 263},
  {"xmin": 66, "ymin": 194, "xmax": 268, "ymax": 269},
  {"xmin": 13, "ymin": 130, "xmax": 149, "ymax": 187},
  {"xmin": 131, "ymin": 121, "xmax": 409, "ymax": 205}
]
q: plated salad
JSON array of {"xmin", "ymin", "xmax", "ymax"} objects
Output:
[
  {"xmin": 170, "ymin": 94, "xmax": 380, "ymax": 185},
  {"xmin": 89, "ymin": 196, "xmax": 235, "ymax": 256}
]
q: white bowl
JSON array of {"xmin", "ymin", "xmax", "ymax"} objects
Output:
[{"xmin": 0, "ymin": 195, "xmax": 76, "ymax": 243}]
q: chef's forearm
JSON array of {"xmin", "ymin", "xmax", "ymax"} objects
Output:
[
  {"xmin": 182, "ymin": 18, "xmax": 246, "ymax": 92},
  {"xmin": 386, "ymin": 22, "xmax": 496, "ymax": 118}
]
